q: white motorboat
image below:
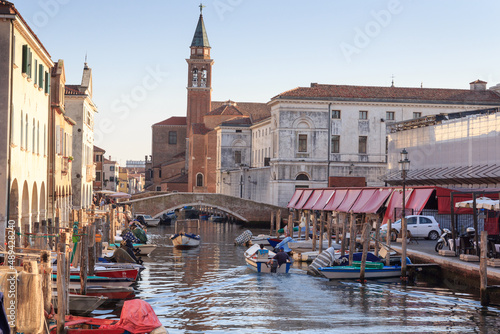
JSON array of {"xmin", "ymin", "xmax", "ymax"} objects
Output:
[
  {"xmin": 244, "ymin": 244, "xmax": 291, "ymax": 274},
  {"xmin": 135, "ymin": 214, "xmax": 160, "ymax": 227},
  {"xmin": 289, "ymin": 239, "xmax": 341, "ymax": 253},
  {"xmin": 170, "ymin": 233, "xmax": 201, "ymax": 248}
]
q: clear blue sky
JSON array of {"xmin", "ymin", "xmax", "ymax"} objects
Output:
[{"xmin": 13, "ymin": 0, "xmax": 500, "ymax": 164}]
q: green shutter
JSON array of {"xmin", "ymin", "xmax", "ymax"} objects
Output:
[
  {"xmin": 22, "ymin": 45, "xmax": 28, "ymax": 74},
  {"xmin": 38, "ymin": 64, "xmax": 44, "ymax": 89},
  {"xmin": 27, "ymin": 49, "xmax": 32, "ymax": 78},
  {"xmin": 45, "ymin": 71, "xmax": 50, "ymax": 94},
  {"xmin": 34, "ymin": 59, "xmax": 38, "ymax": 85}
]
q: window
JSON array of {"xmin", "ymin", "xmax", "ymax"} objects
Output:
[
  {"xmin": 158, "ymin": 169, "xmax": 162, "ymax": 178},
  {"xmin": 38, "ymin": 64, "xmax": 44, "ymax": 89},
  {"xmin": 264, "ymin": 157, "xmax": 270, "ymax": 166},
  {"xmin": 109, "ymin": 176, "xmax": 114, "ymax": 182},
  {"xmin": 234, "ymin": 150, "xmax": 242, "ymax": 164},
  {"xmin": 96, "ymin": 171, "xmax": 101, "ymax": 181},
  {"xmin": 200, "ymin": 69, "xmax": 207, "ymax": 87},
  {"xmin": 168, "ymin": 131, "xmax": 177, "ymax": 145},
  {"xmin": 44, "ymin": 71, "xmax": 50, "ymax": 94},
  {"xmin": 332, "ymin": 110, "xmax": 341, "ymax": 119},
  {"xmin": 298, "ymin": 134, "xmax": 307, "ymax": 152},
  {"xmin": 296, "ymin": 173, "xmax": 309, "ymax": 181},
  {"xmin": 359, "ymin": 110, "xmax": 368, "ymax": 120},
  {"xmin": 34, "ymin": 59, "xmax": 38, "ymax": 85},
  {"xmin": 420, "ymin": 217, "xmax": 432, "ymax": 225},
  {"xmin": 413, "ymin": 112, "xmax": 422, "ymax": 119},
  {"xmin": 407, "ymin": 217, "xmax": 417, "ymax": 225},
  {"xmin": 110, "ymin": 166, "xmax": 115, "ymax": 171},
  {"xmin": 192, "ymin": 68, "xmax": 198, "ymax": 87},
  {"xmin": 386, "ymin": 111, "xmax": 395, "ymax": 120},
  {"xmin": 235, "ymin": 129, "xmax": 242, "ymax": 133},
  {"xmin": 156, "ymin": 186, "xmax": 161, "ymax": 191},
  {"xmin": 196, "ymin": 173, "xmax": 204, "ymax": 187},
  {"xmin": 359, "ymin": 136, "xmax": 367, "ymax": 154},
  {"xmin": 331, "ymin": 135, "xmax": 340, "ymax": 153}
]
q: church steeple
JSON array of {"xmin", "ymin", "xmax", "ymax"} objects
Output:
[{"xmin": 191, "ymin": 5, "xmax": 210, "ymax": 49}]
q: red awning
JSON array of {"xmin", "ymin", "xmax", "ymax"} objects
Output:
[
  {"xmin": 349, "ymin": 189, "xmax": 377, "ymax": 213},
  {"xmin": 405, "ymin": 188, "xmax": 434, "ymax": 215},
  {"xmin": 323, "ymin": 189, "xmax": 348, "ymax": 211},
  {"xmin": 312, "ymin": 189, "xmax": 335, "ymax": 210},
  {"xmin": 383, "ymin": 188, "xmax": 414, "ymax": 223},
  {"xmin": 302, "ymin": 190, "xmax": 324, "ymax": 210},
  {"xmin": 294, "ymin": 189, "xmax": 314, "ymax": 209},
  {"xmin": 287, "ymin": 189, "xmax": 304, "ymax": 208},
  {"xmin": 336, "ymin": 189, "xmax": 363, "ymax": 213},
  {"xmin": 357, "ymin": 188, "xmax": 393, "ymax": 214}
]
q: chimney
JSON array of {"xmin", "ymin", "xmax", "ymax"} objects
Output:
[
  {"xmin": 109, "ymin": 155, "xmax": 111, "ymax": 160},
  {"xmin": 470, "ymin": 79, "xmax": 487, "ymax": 91},
  {"xmin": 311, "ymin": 83, "xmax": 318, "ymax": 87}
]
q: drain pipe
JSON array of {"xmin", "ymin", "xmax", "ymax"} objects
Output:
[{"xmin": 327, "ymin": 103, "xmax": 332, "ymax": 187}]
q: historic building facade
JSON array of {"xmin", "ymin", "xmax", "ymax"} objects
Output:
[
  {"xmin": 65, "ymin": 64, "xmax": 97, "ymax": 209},
  {"xmin": 0, "ymin": 1, "xmax": 54, "ymax": 243}
]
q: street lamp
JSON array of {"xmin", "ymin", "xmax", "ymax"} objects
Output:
[{"xmin": 399, "ymin": 148, "xmax": 410, "ymax": 279}]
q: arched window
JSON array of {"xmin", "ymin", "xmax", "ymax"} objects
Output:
[
  {"xmin": 196, "ymin": 173, "xmax": 204, "ymax": 187},
  {"xmin": 192, "ymin": 68, "xmax": 198, "ymax": 87},
  {"xmin": 200, "ymin": 69, "xmax": 207, "ymax": 87},
  {"xmin": 296, "ymin": 173, "xmax": 309, "ymax": 181}
]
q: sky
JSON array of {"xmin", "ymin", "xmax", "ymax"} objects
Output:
[{"xmin": 12, "ymin": 0, "xmax": 500, "ymax": 165}]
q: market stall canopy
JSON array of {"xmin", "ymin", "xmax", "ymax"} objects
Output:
[
  {"xmin": 455, "ymin": 197, "xmax": 500, "ymax": 210},
  {"xmin": 383, "ymin": 188, "xmax": 414, "ymax": 224},
  {"xmin": 294, "ymin": 189, "xmax": 314, "ymax": 210},
  {"xmin": 312, "ymin": 190, "xmax": 335, "ymax": 210},
  {"xmin": 356, "ymin": 188, "xmax": 393, "ymax": 214},
  {"xmin": 336, "ymin": 189, "xmax": 362, "ymax": 212},
  {"xmin": 405, "ymin": 188, "xmax": 434, "ymax": 215},
  {"xmin": 108, "ymin": 192, "xmax": 132, "ymax": 199},
  {"xmin": 287, "ymin": 189, "xmax": 304, "ymax": 208},
  {"xmin": 323, "ymin": 189, "xmax": 347, "ymax": 211},
  {"xmin": 302, "ymin": 190, "xmax": 324, "ymax": 210}
]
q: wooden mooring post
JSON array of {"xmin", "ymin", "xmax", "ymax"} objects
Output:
[
  {"xmin": 327, "ymin": 212, "xmax": 332, "ymax": 248},
  {"xmin": 348, "ymin": 213, "xmax": 355, "ymax": 265},
  {"xmin": 341, "ymin": 213, "xmax": 347, "ymax": 256},
  {"xmin": 319, "ymin": 212, "xmax": 325, "ymax": 253},
  {"xmin": 269, "ymin": 211, "xmax": 275, "ymax": 236},
  {"xmin": 312, "ymin": 213, "xmax": 317, "ymax": 252},
  {"xmin": 56, "ymin": 233, "xmax": 68, "ymax": 334},
  {"xmin": 287, "ymin": 215, "xmax": 293, "ymax": 238},
  {"xmin": 276, "ymin": 210, "xmax": 281, "ymax": 238},
  {"xmin": 480, "ymin": 231, "xmax": 489, "ymax": 306},
  {"xmin": 305, "ymin": 211, "xmax": 310, "ymax": 241},
  {"xmin": 359, "ymin": 223, "xmax": 371, "ymax": 282},
  {"xmin": 386, "ymin": 219, "xmax": 392, "ymax": 266},
  {"xmin": 80, "ymin": 225, "xmax": 88, "ymax": 295}
]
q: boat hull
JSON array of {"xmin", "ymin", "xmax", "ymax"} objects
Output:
[
  {"xmin": 245, "ymin": 257, "xmax": 291, "ymax": 274},
  {"xmin": 318, "ymin": 265, "xmax": 402, "ymax": 280},
  {"xmin": 53, "ymin": 293, "xmax": 107, "ymax": 315},
  {"xmin": 171, "ymin": 233, "xmax": 201, "ymax": 248}
]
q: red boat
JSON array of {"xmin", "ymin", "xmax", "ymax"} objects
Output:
[
  {"xmin": 49, "ymin": 315, "xmax": 122, "ymax": 334},
  {"xmin": 54, "ymin": 266, "xmax": 140, "ymax": 281},
  {"xmin": 69, "ymin": 286, "xmax": 135, "ymax": 300}
]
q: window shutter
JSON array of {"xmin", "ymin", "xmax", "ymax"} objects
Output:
[
  {"xmin": 39, "ymin": 64, "xmax": 44, "ymax": 89},
  {"xmin": 22, "ymin": 45, "xmax": 28, "ymax": 74},
  {"xmin": 55, "ymin": 125, "xmax": 60, "ymax": 154},
  {"xmin": 45, "ymin": 71, "xmax": 50, "ymax": 94},
  {"xmin": 34, "ymin": 59, "xmax": 38, "ymax": 84},
  {"xmin": 27, "ymin": 49, "xmax": 32, "ymax": 78}
]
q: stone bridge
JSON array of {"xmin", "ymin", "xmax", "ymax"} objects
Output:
[{"xmin": 123, "ymin": 192, "xmax": 287, "ymax": 223}]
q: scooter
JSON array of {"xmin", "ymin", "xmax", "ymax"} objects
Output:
[{"xmin": 435, "ymin": 228, "xmax": 452, "ymax": 252}]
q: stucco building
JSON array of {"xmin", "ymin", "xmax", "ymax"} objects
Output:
[
  {"xmin": 49, "ymin": 60, "xmax": 75, "ymax": 224},
  {"xmin": 65, "ymin": 63, "xmax": 97, "ymax": 209},
  {"xmin": 93, "ymin": 145, "xmax": 105, "ymax": 191},
  {"xmin": 102, "ymin": 157, "xmax": 119, "ymax": 192},
  {"xmin": 0, "ymin": 1, "xmax": 54, "ymax": 243}
]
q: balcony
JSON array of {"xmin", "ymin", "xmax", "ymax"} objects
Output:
[{"xmin": 61, "ymin": 158, "xmax": 69, "ymax": 175}]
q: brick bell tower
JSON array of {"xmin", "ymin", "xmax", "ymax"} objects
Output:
[{"xmin": 186, "ymin": 4, "xmax": 213, "ymax": 132}]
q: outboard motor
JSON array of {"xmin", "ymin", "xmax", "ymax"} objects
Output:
[{"xmin": 270, "ymin": 259, "xmax": 279, "ymax": 273}]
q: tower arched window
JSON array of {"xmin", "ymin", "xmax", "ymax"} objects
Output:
[
  {"xmin": 196, "ymin": 173, "xmax": 204, "ymax": 187},
  {"xmin": 200, "ymin": 69, "xmax": 207, "ymax": 87},
  {"xmin": 192, "ymin": 68, "xmax": 198, "ymax": 87},
  {"xmin": 296, "ymin": 173, "xmax": 309, "ymax": 181}
]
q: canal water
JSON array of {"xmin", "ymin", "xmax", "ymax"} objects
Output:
[{"xmin": 95, "ymin": 221, "xmax": 500, "ymax": 333}]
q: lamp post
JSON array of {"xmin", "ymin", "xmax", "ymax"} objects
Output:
[{"xmin": 399, "ymin": 148, "xmax": 410, "ymax": 279}]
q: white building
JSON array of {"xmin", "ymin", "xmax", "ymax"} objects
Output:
[
  {"xmin": 385, "ymin": 107, "xmax": 500, "ymax": 188},
  {"xmin": 103, "ymin": 157, "xmax": 119, "ymax": 192},
  {"xmin": 0, "ymin": 1, "xmax": 54, "ymax": 243},
  {"xmin": 65, "ymin": 64, "xmax": 97, "ymax": 209}
]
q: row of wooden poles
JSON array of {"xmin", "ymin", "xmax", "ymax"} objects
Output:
[
  {"xmin": 1, "ymin": 204, "xmax": 127, "ymax": 333},
  {"xmin": 269, "ymin": 209, "xmax": 495, "ymax": 306}
]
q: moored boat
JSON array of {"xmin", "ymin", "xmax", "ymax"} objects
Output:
[
  {"xmin": 318, "ymin": 261, "xmax": 404, "ymax": 280},
  {"xmin": 54, "ymin": 265, "xmax": 140, "ymax": 281},
  {"xmin": 52, "ymin": 274, "xmax": 135, "ymax": 289},
  {"xmin": 53, "ymin": 292, "xmax": 107, "ymax": 315}
]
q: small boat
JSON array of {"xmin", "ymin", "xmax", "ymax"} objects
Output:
[
  {"xmin": 318, "ymin": 261, "xmax": 405, "ymax": 280},
  {"xmin": 53, "ymin": 292, "xmax": 107, "ymax": 315},
  {"xmin": 69, "ymin": 286, "xmax": 135, "ymax": 300},
  {"xmin": 135, "ymin": 214, "xmax": 160, "ymax": 227},
  {"xmin": 289, "ymin": 239, "xmax": 340, "ymax": 253},
  {"xmin": 54, "ymin": 265, "xmax": 140, "ymax": 281},
  {"xmin": 171, "ymin": 232, "xmax": 201, "ymax": 248},
  {"xmin": 52, "ymin": 274, "xmax": 135, "ymax": 289},
  {"xmin": 209, "ymin": 215, "xmax": 224, "ymax": 222},
  {"xmin": 48, "ymin": 299, "xmax": 166, "ymax": 333},
  {"xmin": 110, "ymin": 243, "xmax": 157, "ymax": 256},
  {"xmin": 244, "ymin": 244, "xmax": 291, "ymax": 274}
]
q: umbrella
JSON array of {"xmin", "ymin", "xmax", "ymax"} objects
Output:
[
  {"xmin": 108, "ymin": 192, "xmax": 131, "ymax": 199},
  {"xmin": 455, "ymin": 197, "xmax": 500, "ymax": 210},
  {"xmin": 95, "ymin": 190, "xmax": 116, "ymax": 194}
]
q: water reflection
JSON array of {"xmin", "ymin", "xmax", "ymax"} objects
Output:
[{"xmin": 94, "ymin": 223, "xmax": 500, "ymax": 333}]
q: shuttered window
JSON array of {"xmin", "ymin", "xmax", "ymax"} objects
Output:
[
  {"xmin": 38, "ymin": 64, "xmax": 44, "ymax": 89},
  {"xmin": 44, "ymin": 71, "xmax": 50, "ymax": 94}
]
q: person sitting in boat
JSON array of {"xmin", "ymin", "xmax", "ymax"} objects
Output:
[
  {"xmin": 256, "ymin": 244, "xmax": 269, "ymax": 259},
  {"xmin": 268, "ymin": 247, "xmax": 291, "ymax": 267},
  {"xmin": 131, "ymin": 223, "xmax": 148, "ymax": 244}
]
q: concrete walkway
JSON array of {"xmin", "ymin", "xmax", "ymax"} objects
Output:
[{"xmin": 390, "ymin": 239, "xmax": 500, "ymax": 284}]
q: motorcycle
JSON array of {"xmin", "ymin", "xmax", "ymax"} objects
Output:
[{"xmin": 435, "ymin": 228, "xmax": 452, "ymax": 252}]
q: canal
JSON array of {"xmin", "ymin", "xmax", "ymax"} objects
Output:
[{"xmin": 96, "ymin": 221, "xmax": 500, "ymax": 333}]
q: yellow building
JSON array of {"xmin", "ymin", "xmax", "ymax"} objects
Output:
[{"xmin": 118, "ymin": 167, "xmax": 129, "ymax": 193}]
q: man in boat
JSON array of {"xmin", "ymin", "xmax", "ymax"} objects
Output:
[
  {"xmin": 131, "ymin": 223, "xmax": 148, "ymax": 244},
  {"xmin": 256, "ymin": 244, "xmax": 269, "ymax": 259},
  {"xmin": 267, "ymin": 247, "xmax": 291, "ymax": 272}
]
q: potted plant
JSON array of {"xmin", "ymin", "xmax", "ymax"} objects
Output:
[{"xmin": 68, "ymin": 156, "xmax": 74, "ymax": 162}]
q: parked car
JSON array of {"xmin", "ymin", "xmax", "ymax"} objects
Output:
[{"xmin": 380, "ymin": 215, "xmax": 440, "ymax": 241}]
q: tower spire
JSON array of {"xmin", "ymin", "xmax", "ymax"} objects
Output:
[{"xmin": 191, "ymin": 5, "xmax": 210, "ymax": 48}]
